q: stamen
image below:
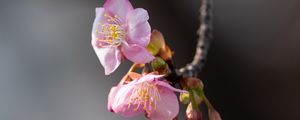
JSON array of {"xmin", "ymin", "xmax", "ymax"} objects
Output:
[
  {"xmin": 95, "ymin": 13, "xmax": 126, "ymax": 48},
  {"xmin": 128, "ymin": 82, "xmax": 161, "ymax": 115}
]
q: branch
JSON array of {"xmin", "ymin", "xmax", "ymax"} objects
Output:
[{"xmin": 178, "ymin": 0, "xmax": 213, "ymax": 77}]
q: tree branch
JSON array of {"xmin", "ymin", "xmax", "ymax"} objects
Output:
[{"xmin": 178, "ymin": 0, "xmax": 213, "ymax": 77}]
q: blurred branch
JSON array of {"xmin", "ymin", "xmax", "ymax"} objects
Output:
[{"xmin": 178, "ymin": 0, "xmax": 213, "ymax": 77}]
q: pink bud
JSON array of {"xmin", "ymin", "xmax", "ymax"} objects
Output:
[
  {"xmin": 186, "ymin": 103, "xmax": 203, "ymax": 120},
  {"xmin": 209, "ymin": 109, "xmax": 222, "ymax": 120}
]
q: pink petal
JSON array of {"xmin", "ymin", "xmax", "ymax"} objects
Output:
[
  {"xmin": 209, "ymin": 109, "xmax": 222, "ymax": 120},
  {"xmin": 127, "ymin": 8, "xmax": 151, "ymax": 47},
  {"xmin": 121, "ymin": 43, "xmax": 154, "ymax": 64},
  {"xmin": 103, "ymin": 0, "xmax": 133, "ymax": 21},
  {"xmin": 92, "ymin": 46, "xmax": 121, "ymax": 75},
  {"xmin": 92, "ymin": 8, "xmax": 105, "ymax": 42},
  {"xmin": 134, "ymin": 74, "xmax": 164, "ymax": 84},
  {"xmin": 96, "ymin": 7, "xmax": 104, "ymax": 16},
  {"xmin": 156, "ymin": 81, "xmax": 188, "ymax": 93},
  {"xmin": 127, "ymin": 8, "xmax": 149, "ymax": 26},
  {"xmin": 111, "ymin": 82, "xmax": 143, "ymax": 117},
  {"xmin": 149, "ymin": 88, "xmax": 179, "ymax": 120},
  {"xmin": 107, "ymin": 86, "xmax": 120, "ymax": 112}
]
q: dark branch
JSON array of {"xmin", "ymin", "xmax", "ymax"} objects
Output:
[{"xmin": 178, "ymin": 0, "xmax": 213, "ymax": 77}]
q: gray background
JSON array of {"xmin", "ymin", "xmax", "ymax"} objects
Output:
[{"xmin": 0, "ymin": 0, "xmax": 300, "ymax": 120}]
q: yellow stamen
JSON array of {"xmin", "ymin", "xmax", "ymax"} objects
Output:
[
  {"xmin": 127, "ymin": 82, "xmax": 161, "ymax": 115},
  {"xmin": 95, "ymin": 13, "xmax": 126, "ymax": 47}
]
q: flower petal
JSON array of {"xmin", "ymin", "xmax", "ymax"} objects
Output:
[
  {"xmin": 156, "ymin": 81, "xmax": 188, "ymax": 93},
  {"xmin": 92, "ymin": 46, "xmax": 121, "ymax": 75},
  {"xmin": 107, "ymin": 86, "xmax": 120, "ymax": 112},
  {"xmin": 127, "ymin": 8, "xmax": 149, "ymax": 26},
  {"xmin": 149, "ymin": 88, "xmax": 179, "ymax": 120},
  {"xmin": 111, "ymin": 82, "xmax": 143, "ymax": 117},
  {"xmin": 121, "ymin": 43, "xmax": 154, "ymax": 64},
  {"xmin": 103, "ymin": 0, "xmax": 133, "ymax": 21},
  {"xmin": 92, "ymin": 8, "xmax": 105, "ymax": 42},
  {"xmin": 127, "ymin": 8, "xmax": 151, "ymax": 47},
  {"xmin": 134, "ymin": 74, "xmax": 163, "ymax": 84}
]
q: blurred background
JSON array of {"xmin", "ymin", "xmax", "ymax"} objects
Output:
[{"xmin": 0, "ymin": 0, "xmax": 300, "ymax": 120}]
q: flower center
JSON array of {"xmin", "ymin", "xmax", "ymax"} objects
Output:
[
  {"xmin": 95, "ymin": 13, "xmax": 126, "ymax": 47},
  {"xmin": 128, "ymin": 82, "xmax": 161, "ymax": 115}
]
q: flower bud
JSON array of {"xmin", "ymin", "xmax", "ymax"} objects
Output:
[
  {"xmin": 186, "ymin": 103, "xmax": 203, "ymax": 120},
  {"xmin": 190, "ymin": 90, "xmax": 202, "ymax": 105},
  {"xmin": 186, "ymin": 77, "xmax": 204, "ymax": 89},
  {"xmin": 147, "ymin": 30, "xmax": 166, "ymax": 55},
  {"xmin": 158, "ymin": 45, "xmax": 173, "ymax": 61},
  {"xmin": 151, "ymin": 57, "xmax": 168, "ymax": 74},
  {"xmin": 180, "ymin": 92, "xmax": 190, "ymax": 104},
  {"xmin": 209, "ymin": 109, "xmax": 222, "ymax": 120}
]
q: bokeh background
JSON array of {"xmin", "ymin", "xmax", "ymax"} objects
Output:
[{"xmin": 0, "ymin": 0, "xmax": 300, "ymax": 120}]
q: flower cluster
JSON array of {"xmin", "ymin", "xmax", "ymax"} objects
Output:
[{"xmin": 91, "ymin": 0, "xmax": 221, "ymax": 120}]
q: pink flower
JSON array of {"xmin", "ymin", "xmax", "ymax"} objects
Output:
[
  {"xmin": 108, "ymin": 74, "xmax": 187, "ymax": 120},
  {"xmin": 91, "ymin": 0, "xmax": 154, "ymax": 75}
]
